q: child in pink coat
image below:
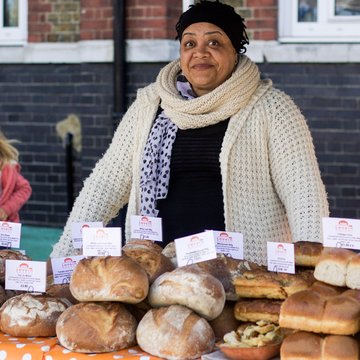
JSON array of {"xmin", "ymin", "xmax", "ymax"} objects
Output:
[{"xmin": 0, "ymin": 131, "xmax": 32, "ymax": 223}]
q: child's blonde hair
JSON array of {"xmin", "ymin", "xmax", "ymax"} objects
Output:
[{"xmin": 0, "ymin": 131, "xmax": 19, "ymax": 170}]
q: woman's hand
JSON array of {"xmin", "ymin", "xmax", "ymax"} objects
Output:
[{"xmin": 0, "ymin": 207, "xmax": 8, "ymax": 221}]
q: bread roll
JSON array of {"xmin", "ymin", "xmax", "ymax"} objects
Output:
[
  {"xmin": 294, "ymin": 241, "xmax": 323, "ymax": 267},
  {"xmin": 123, "ymin": 239, "xmax": 175, "ymax": 283},
  {"xmin": 56, "ymin": 302, "xmax": 137, "ymax": 353},
  {"xmin": 0, "ymin": 249, "xmax": 31, "ymax": 283},
  {"xmin": 148, "ymin": 265, "xmax": 226, "ymax": 320},
  {"xmin": 233, "ymin": 268, "xmax": 314, "ymax": 299},
  {"xmin": 346, "ymin": 253, "xmax": 360, "ymax": 289},
  {"xmin": 314, "ymin": 247, "xmax": 356, "ymax": 287},
  {"xmin": 136, "ymin": 305, "xmax": 215, "ymax": 360},
  {"xmin": 70, "ymin": 255, "xmax": 149, "ymax": 303},
  {"xmin": 0, "ymin": 293, "xmax": 70, "ymax": 337},
  {"xmin": 234, "ymin": 298, "xmax": 282, "ymax": 324},
  {"xmin": 161, "ymin": 241, "xmax": 177, "ymax": 267},
  {"xmin": 279, "ymin": 285, "xmax": 360, "ymax": 335},
  {"xmin": 280, "ymin": 331, "xmax": 359, "ymax": 360}
]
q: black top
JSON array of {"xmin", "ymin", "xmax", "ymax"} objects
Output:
[{"xmin": 157, "ymin": 119, "xmax": 229, "ymax": 246}]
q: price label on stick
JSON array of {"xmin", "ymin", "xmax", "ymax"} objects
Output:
[
  {"xmin": 267, "ymin": 242, "xmax": 295, "ymax": 274},
  {"xmin": 51, "ymin": 255, "xmax": 85, "ymax": 285}
]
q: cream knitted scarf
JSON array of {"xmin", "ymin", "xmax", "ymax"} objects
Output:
[{"xmin": 155, "ymin": 55, "xmax": 261, "ymax": 129}]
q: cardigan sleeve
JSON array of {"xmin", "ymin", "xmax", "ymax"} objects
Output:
[
  {"xmin": 50, "ymin": 94, "xmax": 150, "ymax": 258},
  {"xmin": 266, "ymin": 88, "xmax": 329, "ymax": 243}
]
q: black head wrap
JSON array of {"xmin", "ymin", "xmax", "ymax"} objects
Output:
[{"xmin": 175, "ymin": 0, "xmax": 249, "ymax": 54}]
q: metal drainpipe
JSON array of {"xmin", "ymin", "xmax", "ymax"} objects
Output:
[{"xmin": 112, "ymin": 0, "xmax": 126, "ymax": 131}]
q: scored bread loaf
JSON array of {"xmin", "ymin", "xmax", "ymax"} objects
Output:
[
  {"xmin": 234, "ymin": 298, "xmax": 282, "ymax": 324},
  {"xmin": 294, "ymin": 241, "xmax": 323, "ymax": 267},
  {"xmin": 148, "ymin": 265, "xmax": 226, "ymax": 320},
  {"xmin": 122, "ymin": 239, "xmax": 175, "ymax": 283},
  {"xmin": 279, "ymin": 283, "xmax": 360, "ymax": 335},
  {"xmin": 70, "ymin": 255, "xmax": 149, "ymax": 303},
  {"xmin": 56, "ymin": 302, "xmax": 137, "ymax": 353},
  {"xmin": 0, "ymin": 292, "xmax": 71, "ymax": 337},
  {"xmin": 280, "ymin": 331, "xmax": 359, "ymax": 360},
  {"xmin": 0, "ymin": 250, "xmax": 31, "ymax": 283},
  {"xmin": 136, "ymin": 305, "xmax": 215, "ymax": 360},
  {"xmin": 233, "ymin": 268, "xmax": 315, "ymax": 299},
  {"xmin": 314, "ymin": 248, "xmax": 357, "ymax": 287}
]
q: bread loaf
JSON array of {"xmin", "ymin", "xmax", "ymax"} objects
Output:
[
  {"xmin": 0, "ymin": 250, "xmax": 31, "ymax": 283},
  {"xmin": 122, "ymin": 239, "xmax": 175, "ymax": 283},
  {"xmin": 233, "ymin": 268, "xmax": 315, "ymax": 299},
  {"xmin": 279, "ymin": 284, "xmax": 360, "ymax": 335},
  {"xmin": 234, "ymin": 298, "xmax": 282, "ymax": 324},
  {"xmin": 280, "ymin": 331, "xmax": 359, "ymax": 360},
  {"xmin": 148, "ymin": 265, "xmax": 226, "ymax": 320},
  {"xmin": 56, "ymin": 302, "xmax": 137, "ymax": 353},
  {"xmin": 294, "ymin": 241, "xmax": 323, "ymax": 267},
  {"xmin": 0, "ymin": 293, "xmax": 71, "ymax": 337},
  {"xmin": 69, "ymin": 255, "xmax": 149, "ymax": 303},
  {"xmin": 136, "ymin": 305, "xmax": 215, "ymax": 360},
  {"xmin": 346, "ymin": 253, "xmax": 360, "ymax": 289}
]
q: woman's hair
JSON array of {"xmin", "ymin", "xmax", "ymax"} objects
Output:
[
  {"xmin": 175, "ymin": 0, "xmax": 249, "ymax": 54},
  {"xmin": 0, "ymin": 131, "xmax": 19, "ymax": 169}
]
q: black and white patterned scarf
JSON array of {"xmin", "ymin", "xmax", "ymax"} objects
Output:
[{"xmin": 140, "ymin": 74, "xmax": 196, "ymax": 216}]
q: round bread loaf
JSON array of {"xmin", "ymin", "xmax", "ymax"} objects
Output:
[
  {"xmin": 294, "ymin": 241, "xmax": 323, "ymax": 267},
  {"xmin": 123, "ymin": 239, "xmax": 175, "ymax": 283},
  {"xmin": 0, "ymin": 292, "xmax": 71, "ymax": 337},
  {"xmin": 69, "ymin": 255, "xmax": 149, "ymax": 303},
  {"xmin": 0, "ymin": 250, "xmax": 31, "ymax": 283},
  {"xmin": 136, "ymin": 305, "xmax": 215, "ymax": 360},
  {"xmin": 56, "ymin": 302, "xmax": 137, "ymax": 353},
  {"xmin": 148, "ymin": 265, "xmax": 226, "ymax": 320},
  {"xmin": 0, "ymin": 285, "xmax": 7, "ymax": 306}
]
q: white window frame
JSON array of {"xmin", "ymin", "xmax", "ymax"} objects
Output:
[
  {"xmin": 279, "ymin": 0, "xmax": 360, "ymax": 43},
  {"xmin": 0, "ymin": 0, "xmax": 27, "ymax": 44}
]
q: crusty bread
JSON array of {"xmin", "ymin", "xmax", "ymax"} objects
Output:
[
  {"xmin": 148, "ymin": 265, "xmax": 226, "ymax": 320},
  {"xmin": 209, "ymin": 301, "xmax": 240, "ymax": 341},
  {"xmin": 233, "ymin": 268, "xmax": 315, "ymax": 299},
  {"xmin": 0, "ymin": 285, "xmax": 6, "ymax": 306},
  {"xmin": 0, "ymin": 249, "xmax": 31, "ymax": 283},
  {"xmin": 294, "ymin": 241, "xmax": 323, "ymax": 267},
  {"xmin": 69, "ymin": 255, "xmax": 149, "ymax": 303},
  {"xmin": 56, "ymin": 302, "xmax": 137, "ymax": 353},
  {"xmin": 161, "ymin": 241, "xmax": 177, "ymax": 267},
  {"xmin": 346, "ymin": 253, "xmax": 360, "ymax": 289},
  {"xmin": 314, "ymin": 247, "xmax": 356, "ymax": 287},
  {"xmin": 0, "ymin": 292, "xmax": 71, "ymax": 337},
  {"xmin": 122, "ymin": 239, "xmax": 175, "ymax": 283},
  {"xmin": 136, "ymin": 305, "xmax": 215, "ymax": 360},
  {"xmin": 46, "ymin": 275, "xmax": 78, "ymax": 304},
  {"xmin": 280, "ymin": 331, "xmax": 359, "ymax": 360},
  {"xmin": 279, "ymin": 283, "xmax": 360, "ymax": 335},
  {"xmin": 234, "ymin": 298, "xmax": 282, "ymax": 324}
]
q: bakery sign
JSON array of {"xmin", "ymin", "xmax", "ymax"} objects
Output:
[
  {"xmin": 5, "ymin": 259, "xmax": 47, "ymax": 293},
  {"xmin": 0, "ymin": 221, "xmax": 21, "ymax": 249},
  {"xmin": 174, "ymin": 231, "xmax": 217, "ymax": 267},
  {"xmin": 322, "ymin": 217, "xmax": 360, "ymax": 250},
  {"xmin": 130, "ymin": 215, "xmax": 163, "ymax": 242},
  {"xmin": 51, "ymin": 255, "xmax": 85, "ymax": 284}
]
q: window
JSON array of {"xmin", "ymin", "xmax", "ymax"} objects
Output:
[
  {"xmin": 279, "ymin": 0, "xmax": 360, "ymax": 42},
  {"xmin": 0, "ymin": 0, "xmax": 27, "ymax": 44}
]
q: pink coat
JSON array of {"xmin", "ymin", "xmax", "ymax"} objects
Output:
[{"xmin": 0, "ymin": 163, "xmax": 32, "ymax": 223}]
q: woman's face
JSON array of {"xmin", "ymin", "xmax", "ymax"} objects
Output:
[{"xmin": 180, "ymin": 22, "xmax": 237, "ymax": 97}]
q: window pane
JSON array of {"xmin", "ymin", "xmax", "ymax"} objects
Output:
[
  {"xmin": 335, "ymin": 0, "xmax": 360, "ymax": 15},
  {"xmin": 298, "ymin": 0, "xmax": 318, "ymax": 22},
  {"xmin": 3, "ymin": 0, "xmax": 19, "ymax": 27}
]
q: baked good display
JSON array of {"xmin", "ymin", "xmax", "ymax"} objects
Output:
[
  {"xmin": 294, "ymin": 241, "xmax": 323, "ymax": 267},
  {"xmin": 136, "ymin": 304, "xmax": 215, "ymax": 360},
  {"xmin": 234, "ymin": 298, "xmax": 282, "ymax": 324},
  {"xmin": 232, "ymin": 268, "xmax": 315, "ymax": 299},
  {"xmin": 0, "ymin": 249, "xmax": 31, "ymax": 283},
  {"xmin": 69, "ymin": 255, "xmax": 149, "ymax": 303},
  {"xmin": 0, "ymin": 292, "xmax": 71, "ymax": 337},
  {"xmin": 122, "ymin": 239, "xmax": 175, "ymax": 283},
  {"xmin": 280, "ymin": 331, "xmax": 359, "ymax": 360},
  {"xmin": 279, "ymin": 282, "xmax": 360, "ymax": 335},
  {"xmin": 56, "ymin": 302, "xmax": 137, "ymax": 353},
  {"xmin": 148, "ymin": 265, "xmax": 226, "ymax": 320},
  {"xmin": 314, "ymin": 247, "xmax": 358, "ymax": 287}
]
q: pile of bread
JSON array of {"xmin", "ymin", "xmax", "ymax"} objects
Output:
[{"xmin": 0, "ymin": 241, "xmax": 359, "ymax": 360}]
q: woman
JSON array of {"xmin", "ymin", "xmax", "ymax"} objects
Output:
[{"xmin": 50, "ymin": 0, "xmax": 329, "ymax": 265}]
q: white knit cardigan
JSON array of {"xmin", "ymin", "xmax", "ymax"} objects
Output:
[{"xmin": 51, "ymin": 56, "xmax": 329, "ymax": 265}]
